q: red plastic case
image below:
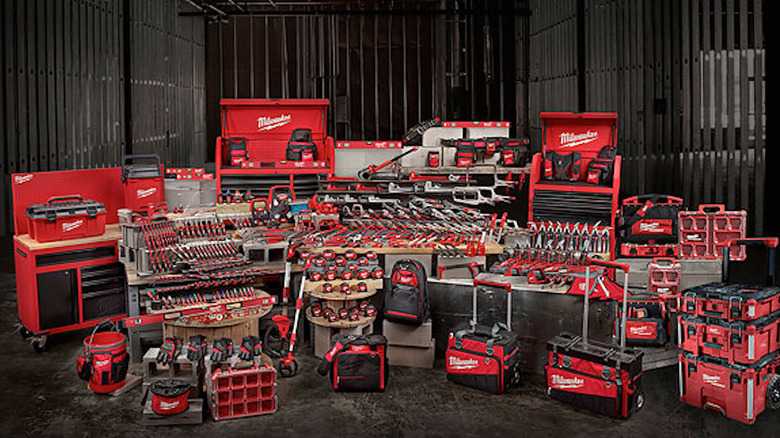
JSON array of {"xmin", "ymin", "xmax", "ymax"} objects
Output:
[
  {"xmin": 648, "ymin": 257, "xmax": 681, "ymax": 311},
  {"xmin": 620, "ymin": 243, "xmax": 678, "ymax": 258},
  {"xmin": 679, "ymin": 311, "xmax": 780, "ymax": 365},
  {"xmin": 679, "ymin": 204, "xmax": 747, "ymax": 261},
  {"xmin": 121, "ymin": 155, "xmax": 165, "ymax": 213},
  {"xmin": 209, "ymin": 364, "xmax": 277, "ymax": 421},
  {"xmin": 25, "ymin": 195, "xmax": 107, "ymax": 243}
]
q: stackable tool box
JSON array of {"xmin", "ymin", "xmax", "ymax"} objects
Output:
[
  {"xmin": 12, "ymin": 168, "xmax": 127, "ymax": 352},
  {"xmin": 206, "ymin": 359, "xmax": 278, "ymax": 420},
  {"xmin": 25, "ymin": 195, "xmax": 106, "ymax": 243},
  {"xmin": 680, "ymin": 238, "xmax": 779, "ymax": 322},
  {"xmin": 679, "ymin": 351, "xmax": 780, "ymax": 424},
  {"xmin": 618, "ymin": 195, "xmax": 683, "ymax": 258},
  {"xmin": 546, "ymin": 259, "xmax": 644, "ymax": 418},
  {"xmin": 215, "ymin": 99, "xmax": 335, "ymax": 199},
  {"xmin": 679, "ymin": 311, "xmax": 780, "ymax": 365},
  {"xmin": 527, "ymin": 113, "xmax": 621, "ymax": 258},
  {"xmin": 679, "ymin": 204, "xmax": 747, "ymax": 261},
  {"xmin": 122, "ymin": 154, "xmax": 166, "ymax": 213},
  {"xmin": 648, "ymin": 257, "xmax": 682, "ymax": 310}
]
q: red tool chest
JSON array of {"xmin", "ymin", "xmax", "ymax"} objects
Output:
[
  {"xmin": 679, "ymin": 204, "xmax": 747, "ymax": 261},
  {"xmin": 527, "ymin": 113, "xmax": 621, "ymax": 259},
  {"xmin": 216, "ymin": 99, "xmax": 335, "ymax": 199},
  {"xmin": 26, "ymin": 195, "xmax": 107, "ymax": 243},
  {"xmin": 12, "ymin": 168, "xmax": 127, "ymax": 351}
]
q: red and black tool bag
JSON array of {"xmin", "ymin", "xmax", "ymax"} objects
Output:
[
  {"xmin": 679, "ymin": 350, "xmax": 780, "ymax": 425},
  {"xmin": 615, "ymin": 297, "xmax": 670, "ymax": 346},
  {"xmin": 76, "ymin": 324, "xmax": 129, "ymax": 394},
  {"xmin": 499, "ymin": 141, "xmax": 530, "ymax": 167},
  {"xmin": 227, "ymin": 137, "xmax": 248, "ymax": 166},
  {"xmin": 586, "ymin": 146, "xmax": 617, "ymax": 185},
  {"xmin": 543, "ymin": 151, "xmax": 582, "ymax": 181},
  {"xmin": 446, "ymin": 323, "xmax": 520, "ymax": 394},
  {"xmin": 384, "ymin": 259, "xmax": 431, "ymax": 325},
  {"xmin": 286, "ymin": 128, "xmax": 318, "ymax": 161},
  {"xmin": 150, "ymin": 380, "xmax": 191, "ymax": 416},
  {"xmin": 618, "ymin": 194, "xmax": 683, "ymax": 245},
  {"xmin": 545, "ymin": 333, "xmax": 644, "ymax": 418},
  {"xmin": 455, "ymin": 140, "xmax": 477, "ymax": 167},
  {"xmin": 679, "ymin": 310, "xmax": 780, "ymax": 365},
  {"xmin": 317, "ymin": 334, "xmax": 389, "ymax": 392}
]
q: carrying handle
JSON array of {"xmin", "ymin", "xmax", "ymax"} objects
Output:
[
  {"xmin": 651, "ymin": 257, "xmax": 677, "ymax": 267},
  {"xmin": 722, "ymin": 238, "xmax": 778, "ymax": 285},
  {"xmin": 86, "ymin": 318, "xmax": 116, "ymax": 353},
  {"xmin": 472, "ymin": 279, "xmax": 513, "ymax": 331},
  {"xmin": 122, "ymin": 154, "xmax": 161, "ymax": 167},
  {"xmin": 626, "ymin": 194, "xmax": 683, "ymax": 204},
  {"xmin": 584, "ymin": 258, "xmax": 630, "ymax": 349},
  {"xmin": 47, "ymin": 195, "xmax": 84, "ymax": 205},
  {"xmin": 698, "ymin": 204, "xmax": 725, "ymax": 213}
]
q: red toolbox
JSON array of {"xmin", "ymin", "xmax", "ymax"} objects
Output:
[
  {"xmin": 679, "ymin": 204, "xmax": 747, "ymax": 261},
  {"xmin": 25, "ymin": 195, "xmax": 107, "ymax": 243},
  {"xmin": 648, "ymin": 257, "xmax": 681, "ymax": 310},
  {"xmin": 121, "ymin": 154, "xmax": 165, "ymax": 212},
  {"xmin": 208, "ymin": 363, "xmax": 277, "ymax": 420},
  {"xmin": 679, "ymin": 311, "xmax": 780, "ymax": 365},
  {"xmin": 679, "ymin": 350, "xmax": 780, "ymax": 424},
  {"xmin": 680, "ymin": 238, "xmax": 779, "ymax": 322}
]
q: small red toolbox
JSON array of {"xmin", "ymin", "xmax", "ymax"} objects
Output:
[
  {"xmin": 679, "ymin": 311, "xmax": 780, "ymax": 365},
  {"xmin": 648, "ymin": 257, "xmax": 681, "ymax": 311},
  {"xmin": 25, "ymin": 195, "xmax": 107, "ymax": 242},
  {"xmin": 121, "ymin": 154, "xmax": 165, "ymax": 213},
  {"xmin": 208, "ymin": 363, "xmax": 277, "ymax": 420},
  {"xmin": 679, "ymin": 204, "xmax": 747, "ymax": 261},
  {"xmin": 679, "ymin": 350, "xmax": 780, "ymax": 424}
]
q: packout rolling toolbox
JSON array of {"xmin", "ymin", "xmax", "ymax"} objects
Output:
[
  {"xmin": 25, "ymin": 195, "xmax": 107, "ymax": 243},
  {"xmin": 446, "ymin": 279, "xmax": 520, "ymax": 394},
  {"xmin": 679, "ymin": 310, "xmax": 780, "ymax": 365},
  {"xmin": 121, "ymin": 154, "xmax": 165, "ymax": 212},
  {"xmin": 318, "ymin": 334, "xmax": 389, "ymax": 392},
  {"xmin": 679, "ymin": 350, "xmax": 780, "ymax": 425},
  {"xmin": 546, "ymin": 259, "xmax": 644, "ymax": 418},
  {"xmin": 680, "ymin": 238, "xmax": 780, "ymax": 322}
]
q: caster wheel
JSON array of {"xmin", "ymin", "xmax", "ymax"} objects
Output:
[
  {"xmin": 19, "ymin": 326, "xmax": 34, "ymax": 340},
  {"xmin": 31, "ymin": 336, "xmax": 48, "ymax": 353},
  {"xmin": 635, "ymin": 392, "xmax": 645, "ymax": 411},
  {"xmin": 767, "ymin": 375, "xmax": 780, "ymax": 410},
  {"xmin": 278, "ymin": 359, "xmax": 299, "ymax": 378},
  {"xmin": 263, "ymin": 326, "xmax": 288, "ymax": 358}
]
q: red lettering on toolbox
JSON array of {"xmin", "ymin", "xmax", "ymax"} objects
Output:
[{"xmin": 632, "ymin": 219, "xmax": 672, "ymax": 235}]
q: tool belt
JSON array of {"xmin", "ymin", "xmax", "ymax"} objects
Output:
[{"xmin": 543, "ymin": 151, "xmax": 582, "ymax": 181}]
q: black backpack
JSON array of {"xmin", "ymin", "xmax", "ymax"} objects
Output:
[
  {"xmin": 286, "ymin": 128, "xmax": 317, "ymax": 161},
  {"xmin": 384, "ymin": 260, "xmax": 431, "ymax": 325}
]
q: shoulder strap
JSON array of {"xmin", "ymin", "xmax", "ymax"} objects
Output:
[{"xmin": 618, "ymin": 194, "xmax": 662, "ymax": 230}]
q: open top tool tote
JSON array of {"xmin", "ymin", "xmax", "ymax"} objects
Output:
[
  {"xmin": 445, "ymin": 279, "xmax": 520, "ymax": 394},
  {"xmin": 545, "ymin": 259, "xmax": 644, "ymax": 418}
]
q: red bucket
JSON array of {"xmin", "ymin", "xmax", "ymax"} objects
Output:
[{"xmin": 80, "ymin": 331, "xmax": 129, "ymax": 394}]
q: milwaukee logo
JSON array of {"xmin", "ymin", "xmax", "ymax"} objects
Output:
[
  {"xmin": 559, "ymin": 131, "xmax": 599, "ymax": 148},
  {"xmin": 257, "ymin": 114, "xmax": 292, "ymax": 131},
  {"xmin": 703, "ymin": 373, "xmax": 725, "ymax": 388},
  {"xmin": 448, "ymin": 356, "xmax": 479, "ymax": 370},
  {"xmin": 94, "ymin": 359, "xmax": 110, "ymax": 367},
  {"xmin": 136, "ymin": 187, "xmax": 157, "ymax": 199},
  {"xmin": 62, "ymin": 220, "xmax": 84, "ymax": 233},
  {"xmin": 14, "ymin": 174, "xmax": 33, "ymax": 184},
  {"xmin": 551, "ymin": 374, "xmax": 585, "ymax": 389},
  {"xmin": 686, "ymin": 234, "xmax": 703, "ymax": 242},
  {"xmin": 159, "ymin": 401, "xmax": 180, "ymax": 410},
  {"xmin": 629, "ymin": 326, "xmax": 652, "ymax": 337},
  {"xmin": 639, "ymin": 222, "xmax": 664, "ymax": 233}
]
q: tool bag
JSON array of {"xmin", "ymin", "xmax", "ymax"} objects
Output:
[
  {"xmin": 317, "ymin": 334, "xmax": 389, "ymax": 392},
  {"xmin": 543, "ymin": 151, "xmax": 582, "ymax": 181},
  {"xmin": 146, "ymin": 380, "xmax": 191, "ymax": 416},
  {"xmin": 679, "ymin": 350, "xmax": 780, "ymax": 425},
  {"xmin": 614, "ymin": 295, "xmax": 669, "ymax": 346},
  {"xmin": 586, "ymin": 146, "xmax": 617, "ymax": 185},
  {"xmin": 498, "ymin": 139, "xmax": 530, "ymax": 167},
  {"xmin": 617, "ymin": 194, "xmax": 683, "ymax": 244},
  {"xmin": 545, "ymin": 259, "xmax": 645, "ymax": 418},
  {"xmin": 76, "ymin": 320, "xmax": 129, "ymax": 394},
  {"xmin": 227, "ymin": 137, "xmax": 248, "ymax": 166},
  {"xmin": 454, "ymin": 140, "xmax": 477, "ymax": 167},
  {"xmin": 680, "ymin": 238, "xmax": 779, "ymax": 322},
  {"xmin": 384, "ymin": 259, "xmax": 431, "ymax": 325},
  {"xmin": 446, "ymin": 280, "xmax": 520, "ymax": 394},
  {"xmin": 286, "ymin": 128, "xmax": 317, "ymax": 161}
]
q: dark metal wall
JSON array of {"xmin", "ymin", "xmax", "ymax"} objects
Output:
[
  {"xmin": 0, "ymin": 0, "xmax": 205, "ymax": 236},
  {"xmin": 205, "ymin": 1, "xmax": 530, "ymax": 158},
  {"xmin": 530, "ymin": 0, "xmax": 766, "ymax": 234}
]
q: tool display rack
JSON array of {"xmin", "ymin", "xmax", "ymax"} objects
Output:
[{"xmin": 304, "ymin": 278, "xmax": 381, "ymax": 328}]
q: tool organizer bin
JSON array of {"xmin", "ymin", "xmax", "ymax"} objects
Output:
[
  {"xmin": 205, "ymin": 354, "xmax": 277, "ymax": 420},
  {"xmin": 679, "ymin": 205, "xmax": 746, "ymax": 260}
]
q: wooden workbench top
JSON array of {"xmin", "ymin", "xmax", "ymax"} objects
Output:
[{"xmin": 14, "ymin": 224, "xmax": 121, "ymax": 251}]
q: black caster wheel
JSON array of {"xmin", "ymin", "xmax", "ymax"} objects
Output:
[
  {"xmin": 263, "ymin": 326, "xmax": 288, "ymax": 358},
  {"xmin": 635, "ymin": 391, "xmax": 645, "ymax": 412},
  {"xmin": 767, "ymin": 375, "xmax": 780, "ymax": 410},
  {"xmin": 19, "ymin": 326, "xmax": 34, "ymax": 340},
  {"xmin": 31, "ymin": 335, "xmax": 48, "ymax": 353},
  {"xmin": 278, "ymin": 359, "xmax": 299, "ymax": 378}
]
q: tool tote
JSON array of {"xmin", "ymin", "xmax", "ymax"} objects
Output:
[
  {"xmin": 445, "ymin": 279, "xmax": 521, "ymax": 394},
  {"xmin": 121, "ymin": 154, "xmax": 165, "ymax": 213},
  {"xmin": 25, "ymin": 195, "xmax": 106, "ymax": 242},
  {"xmin": 545, "ymin": 259, "xmax": 644, "ymax": 418}
]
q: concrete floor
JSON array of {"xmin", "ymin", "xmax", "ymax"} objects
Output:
[{"xmin": 1, "ymin": 242, "xmax": 779, "ymax": 437}]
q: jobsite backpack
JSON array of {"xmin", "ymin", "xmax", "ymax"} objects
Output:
[{"xmin": 384, "ymin": 260, "xmax": 431, "ymax": 325}]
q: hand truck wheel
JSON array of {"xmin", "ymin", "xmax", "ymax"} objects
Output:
[
  {"xmin": 768, "ymin": 375, "xmax": 780, "ymax": 410},
  {"xmin": 278, "ymin": 359, "xmax": 299, "ymax": 378},
  {"xmin": 31, "ymin": 335, "xmax": 48, "ymax": 353}
]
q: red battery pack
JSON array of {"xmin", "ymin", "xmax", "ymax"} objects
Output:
[{"xmin": 25, "ymin": 195, "xmax": 107, "ymax": 242}]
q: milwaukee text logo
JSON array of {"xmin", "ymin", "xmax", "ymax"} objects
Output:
[
  {"xmin": 14, "ymin": 174, "xmax": 33, "ymax": 184},
  {"xmin": 257, "ymin": 114, "xmax": 292, "ymax": 131},
  {"xmin": 703, "ymin": 373, "xmax": 725, "ymax": 388},
  {"xmin": 550, "ymin": 374, "xmax": 585, "ymax": 389},
  {"xmin": 559, "ymin": 131, "xmax": 599, "ymax": 148},
  {"xmin": 62, "ymin": 220, "xmax": 84, "ymax": 233},
  {"xmin": 137, "ymin": 188, "xmax": 157, "ymax": 199},
  {"xmin": 448, "ymin": 356, "xmax": 479, "ymax": 370}
]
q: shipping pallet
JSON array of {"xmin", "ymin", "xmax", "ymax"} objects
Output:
[{"xmin": 141, "ymin": 399, "xmax": 203, "ymax": 426}]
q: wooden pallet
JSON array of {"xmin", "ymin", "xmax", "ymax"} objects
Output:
[{"xmin": 140, "ymin": 399, "xmax": 203, "ymax": 426}]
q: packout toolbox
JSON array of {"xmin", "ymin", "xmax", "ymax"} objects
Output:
[
  {"xmin": 121, "ymin": 154, "xmax": 165, "ymax": 213},
  {"xmin": 25, "ymin": 195, "xmax": 107, "ymax": 243},
  {"xmin": 679, "ymin": 350, "xmax": 780, "ymax": 425},
  {"xmin": 680, "ymin": 238, "xmax": 779, "ymax": 322},
  {"xmin": 546, "ymin": 259, "xmax": 644, "ymax": 418},
  {"xmin": 679, "ymin": 310, "xmax": 780, "ymax": 365},
  {"xmin": 679, "ymin": 204, "xmax": 747, "ymax": 261},
  {"xmin": 648, "ymin": 257, "xmax": 682, "ymax": 311}
]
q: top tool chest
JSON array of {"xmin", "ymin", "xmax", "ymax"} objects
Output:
[{"xmin": 26, "ymin": 195, "xmax": 107, "ymax": 243}]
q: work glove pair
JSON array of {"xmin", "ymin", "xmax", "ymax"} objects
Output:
[
  {"xmin": 210, "ymin": 338, "xmax": 234, "ymax": 362},
  {"xmin": 186, "ymin": 335, "xmax": 208, "ymax": 361},
  {"xmin": 238, "ymin": 336, "xmax": 263, "ymax": 361},
  {"xmin": 156, "ymin": 337, "xmax": 184, "ymax": 365}
]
